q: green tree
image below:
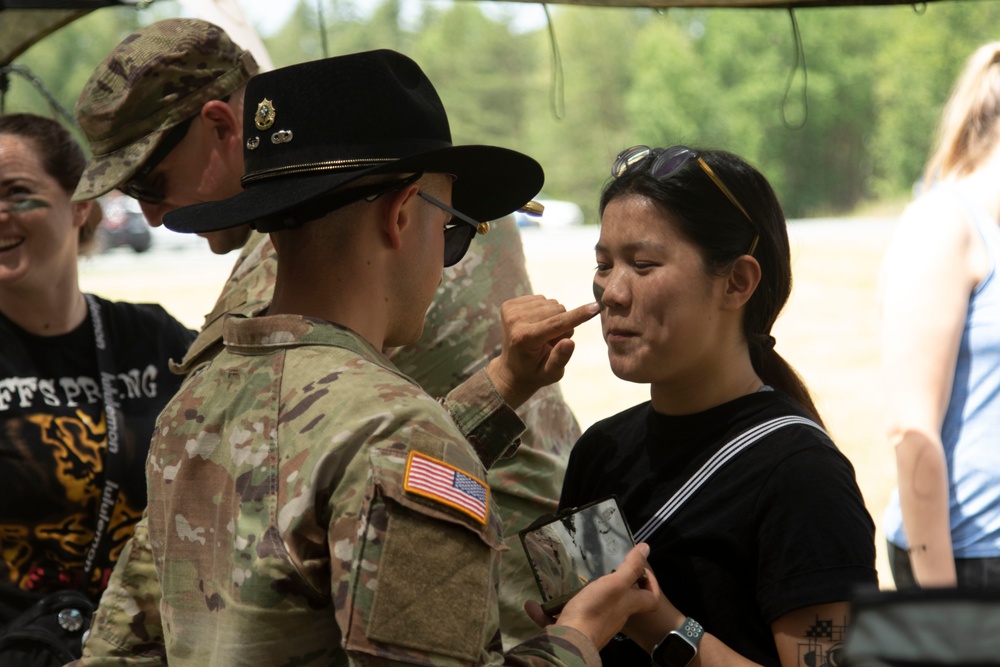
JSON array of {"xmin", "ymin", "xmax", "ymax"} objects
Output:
[
  {"xmin": 12, "ymin": 1, "xmax": 1000, "ymax": 218},
  {"xmin": 411, "ymin": 3, "xmax": 537, "ymax": 149},
  {"xmin": 264, "ymin": 0, "xmax": 409, "ymax": 66},
  {"xmin": 868, "ymin": 1, "xmax": 1000, "ymax": 198},
  {"xmin": 520, "ymin": 6, "xmax": 642, "ymax": 221}
]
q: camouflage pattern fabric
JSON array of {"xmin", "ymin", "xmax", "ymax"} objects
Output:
[
  {"xmin": 173, "ymin": 217, "xmax": 582, "ymax": 647},
  {"xmin": 386, "ymin": 217, "xmax": 582, "ymax": 646},
  {"xmin": 169, "ymin": 228, "xmax": 274, "ymax": 375},
  {"xmin": 72, "ymin": 19, "xmax": 259, "ymax": 202},
  {"xmin": 72, "ymin": 315, "xmax": 600, "ymax": 666}
]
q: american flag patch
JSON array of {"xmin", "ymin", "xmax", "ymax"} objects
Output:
[{"xmin": 403, "ymin": 451, "xmax": 489, "ymax": 524}]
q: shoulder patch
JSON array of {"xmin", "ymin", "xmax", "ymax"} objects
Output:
[{"xmin": 403, "ymin": 451, "xmax": 489, "ymax": 525}]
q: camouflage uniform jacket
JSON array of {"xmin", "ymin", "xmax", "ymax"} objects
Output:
[
  {"xmin": 172, "ymin": 217, "xmax": 581, "ymax": 646},
  {"xmin": 75, "ymin": 315, "xmax": 599, "ymax": 666}
]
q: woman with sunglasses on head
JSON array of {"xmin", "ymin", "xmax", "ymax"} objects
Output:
[
  {"xmin": 556, "ymin": 146, "xmax": 877, "ymax": 666},
  {"xmin": 881, "ymin": 43, "xmax": 1000, "ymax": 590},
  {"xmin": 0, "ymin": 114, "xmax": 194, "ymax": 623}
]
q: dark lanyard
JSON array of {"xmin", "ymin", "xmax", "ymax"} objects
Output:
[{"xmin": 80, "ymin": 294, "xmax": 125, "ymax": 586}]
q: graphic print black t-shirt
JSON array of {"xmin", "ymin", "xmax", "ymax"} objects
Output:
[{"xmin": 0, "ymin": 296, "xmax": 194, "ymax": 600}]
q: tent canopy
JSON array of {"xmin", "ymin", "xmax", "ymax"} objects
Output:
[{"xmin": 0, "ymin": 1, "xmax": 137, "ymax": 66}]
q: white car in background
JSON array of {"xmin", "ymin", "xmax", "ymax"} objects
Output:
[{"xmin": 515, "ymin": 194, "xmax": 584, "ymax": 228}]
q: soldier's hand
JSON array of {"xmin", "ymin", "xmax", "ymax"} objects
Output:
[
  {"xmin": 486, "ymin": 295, "xmax": 599, "ymax": 409},
  {"xmin": 541, "ymin": 543, "xmax": 660, "ymax": 651}
]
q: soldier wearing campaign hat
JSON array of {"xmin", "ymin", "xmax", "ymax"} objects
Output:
[
  {"xmin": 74, "ymin": 19, "xmax": 583, "ymax": 646},
  {"xmin": 71, "ymin": 50, "xmax": 659, "ymax": 666}
]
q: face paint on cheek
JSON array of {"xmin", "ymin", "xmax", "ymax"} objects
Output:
[
  {"xmin": 10, "ymin": 198, "xmax": 49, "ymax": 213},
  {"xmin": 592, "ymin": 280, "xmax": 605, "ymax": 307}
]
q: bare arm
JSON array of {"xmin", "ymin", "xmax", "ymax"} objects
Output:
[
  {"xmin": 619, "ymin": 596, "xmax": 853, "ymax": 666},
  {"xmin": 879, "ymin": 191, "xmax": 986, "ymax": 586},
  {"xmin": 620, "ymin": 594, "xmax": 760, "ymax": 666},
  {"xmin": 772, "ymin": 602, "xmax": 851, "ymax": 667}
]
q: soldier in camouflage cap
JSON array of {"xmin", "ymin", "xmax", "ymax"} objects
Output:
[
  {"xmin": 75, "ymin": 19, "xmax": 585, "ymax": 646},
  {"xmin": 73, "ymin": 18, "xmax": 258, "ymax": 254},
  {"xmin": 70, "ymin": 50, "xmax": 659, "ymax": 666}
]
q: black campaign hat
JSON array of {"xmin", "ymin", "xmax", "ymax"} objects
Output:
[{"xmin": 163, "ymin": 49, "xmax": 543, "ymax": 233}]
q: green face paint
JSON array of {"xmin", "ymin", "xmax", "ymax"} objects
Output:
[
  {"xmin": 592, "ymin": 280, "xmax": 605, "ymax": 306},
  {"xmin": 8, "ymin": 198, "xmax": 49, "ymax": 213}
]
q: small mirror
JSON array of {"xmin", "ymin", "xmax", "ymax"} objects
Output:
[{"xmin": 519, "ymin": 495, "xmax": 635, "ymax": 616}]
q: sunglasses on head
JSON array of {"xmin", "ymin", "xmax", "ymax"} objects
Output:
[
  {"xmin": 118, "ymin": 116, "xmax": 195, "ymax": 205},
  {"xmin": 611, "ymin": 145, "xmax": 760, "ymax": 256}
]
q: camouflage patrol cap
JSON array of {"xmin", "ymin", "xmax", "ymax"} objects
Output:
[{"xmin": 72, "ymin": 18, "xmax": 259, "ymax": 202}]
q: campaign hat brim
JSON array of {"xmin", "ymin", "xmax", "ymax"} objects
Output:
[{"xmin": 163, "ymin": 144, "xmax": 542, "ymax": 233}]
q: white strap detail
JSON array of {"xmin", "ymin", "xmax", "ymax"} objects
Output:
[{"xmin": 633, "ymin": 415, "xmax": 825, "ymax": 544}]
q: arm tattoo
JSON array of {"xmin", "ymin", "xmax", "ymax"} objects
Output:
[{"xmin": 797, "ymin": 615, "xmax": 848, "ymax": 667}]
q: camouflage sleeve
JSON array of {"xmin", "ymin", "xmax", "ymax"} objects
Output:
[
  {"xmin": 442, "ymin": 368, "xmax": 525, "ymax": 470},
  {"xmin": 330, "ymin": 434, "xmax": 599, "ymax": 667},
  {"xmin": 503, "ymin": 627, "xmax": 601, "ymax": 666},
  {"xmin": 386, "ymin": 215, "xmax": 583, "ymax": 647},
  {"xmin": 73, "ymin": 512, "xmax": 166, "ymax": 666}
]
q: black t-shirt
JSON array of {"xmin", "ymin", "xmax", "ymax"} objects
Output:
[
  {"xmin": 560, "ymin": 390, "xmax": 878, "ymax": 666},
  {"xmin": 0, "ymin": 295, "xmax": 194, "ymax": 600}
]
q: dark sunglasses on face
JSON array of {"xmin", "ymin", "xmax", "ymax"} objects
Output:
[
  {"xmin": 415, "ymin": 191, "xmax": 483, "ymax": 267},
  {"xmin": 118, "ymin": 116, "xmax": 196, "ymax": 205},
  {"xmin": 364, "ymin": 175, "xmax": 481, "ymax": 267},
  {"xmin": 271, "ymin": 173, "xmax": 482, "ymax": 267},
  {"xmin": 611, "ymin": 145, "xmax": 760, "ymax": 256}
]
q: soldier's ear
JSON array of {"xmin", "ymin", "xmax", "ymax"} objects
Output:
[
  {"xmin": 201, "ymin": 99, "xmax": 239, "ymax": 143},
  {"xmin": 379, "ymin": 183, "xmax": 421, "ymax": 253}
]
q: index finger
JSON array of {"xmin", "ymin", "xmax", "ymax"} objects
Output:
[{"xmin": 527, "ymin": 301, "xmax": 601, "ymax": 340}]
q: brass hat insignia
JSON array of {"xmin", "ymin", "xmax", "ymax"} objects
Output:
[{"xmin": 254, "ymin": 98, "xmax": 276, "ymax": 130}]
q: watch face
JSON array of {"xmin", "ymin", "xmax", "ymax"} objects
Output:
[{"xmin": 652, "ymin": 633, "xmax": 697, "ymax": 667}]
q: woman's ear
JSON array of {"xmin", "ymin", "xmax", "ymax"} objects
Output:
[
  {"xmin": 723, "ymin": 255, "xmax": 762, "ymax": 310},
  {"xmin": 71, "ymin": 200, "xmax": 92, "ymax": 230}
]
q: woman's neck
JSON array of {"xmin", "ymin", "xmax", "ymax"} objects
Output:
[
  {"xmin": 0, "ymin": 276, "xmax": 87, "ymax": 336},
  {"xmin": 649, "ymin": 348, "xmax": 763, "ymax": 416}
]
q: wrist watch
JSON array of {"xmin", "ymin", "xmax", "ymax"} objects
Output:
[{"xmin": 651, "ymin": 617, "xmax": 704, "ymax": 667}]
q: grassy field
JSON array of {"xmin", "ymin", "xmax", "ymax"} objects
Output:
[{"xmin": 80, "ymin": 216, "xmax": 901, "ymax": 587}]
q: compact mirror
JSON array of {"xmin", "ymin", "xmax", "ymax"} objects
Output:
[{"xmin": 519, "ymin": 495, "xmax": 635, "ymax": 616}]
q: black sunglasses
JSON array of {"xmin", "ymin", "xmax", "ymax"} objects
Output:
[
  {"xmin": 259, "ymin": 174, "xmax": 484, "ymax": 267},
  {"xmin": 416, "ymin": 191, "xmax": 485, "ymax": 267},
  {"xmin": 612, "ymin": 145, "xmax": 760, "ymax": 256},
  {"xmin": 118, "ymin": 116, "xmax": 195, "ymax": 205}
]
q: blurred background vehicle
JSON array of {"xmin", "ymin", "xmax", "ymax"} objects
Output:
[
  {"xmin": 515, "ymin": 195, "xmax": 585, "ymax": 229},
  {"xmin": 96, "ymin": 191, "xmax": 151, "ymax": 253}
]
